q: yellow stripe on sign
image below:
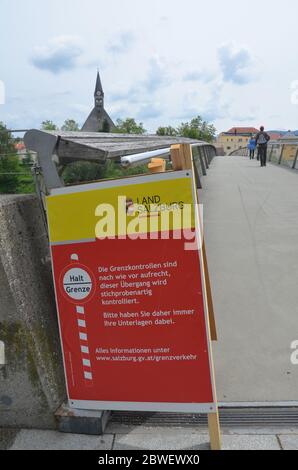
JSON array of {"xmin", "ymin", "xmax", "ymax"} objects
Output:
[{"xmin": 46, "ymin": 176, "xmax": 195, "ymax": 243}]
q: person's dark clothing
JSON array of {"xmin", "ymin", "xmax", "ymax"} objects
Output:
[
  {"xmin": 259, "ymin": 145, "xmax": 268, "ymax": 167},
  {"xmin": 255, "ymin": 131, "xmax": 270, "ymax": 167}
]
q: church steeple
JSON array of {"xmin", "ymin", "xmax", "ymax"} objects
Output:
[
  {"xmin": 94, "ymin": 71, "xmax": 104, "ymax": 109},
  {"xmin": 81, "ymin": 70, "xmax": 115, "ymax": 132}
]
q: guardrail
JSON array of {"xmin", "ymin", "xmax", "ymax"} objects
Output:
[
  {"xmin": 267, "ymin": 142, "xmax": 298, "ymax": 170},
  {"xmin": 229, "ymin": 147, "xmax": 248, "ymax": 157},
  {"xmin": 229, "ymin": 142, "xmax": 298, "ymax": 171}
]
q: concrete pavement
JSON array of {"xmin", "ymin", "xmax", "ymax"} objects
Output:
[
  {"xmin": 200, "ymin": 156, "xmax": 298, "ymax": 403},
  {"xmin": 1, "ymin": 425, "xmax": 298, "ymax": 450}
]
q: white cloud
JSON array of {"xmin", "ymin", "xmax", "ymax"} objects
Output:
[
  {"xmin": 218, "ymin": 43, "xmax": 256, "ymax": 85},
  {"xmin": 31, "ymin": 36, "xmax": 83, "ymax": 73},
  {"xmin": 3, "ymin": 0, "xmax": 298, "ymax": 134},
  {"xmin": 107, "ymin": 31, "xmax": 135, "ymax": 55},
  {"xmin": 109, "ymin": 55, "xmax": 171, "ymax": 113},
  {"xmin": 143, "ymin": 56, "xmax": 170, "ymax": 93},
  {"xmin": 183, "ymin": 70, "xmax": 216, "ymax": 84},
  {"xmin": 136, "ymin": 102, "xmax": 162, "ymax": 120}
]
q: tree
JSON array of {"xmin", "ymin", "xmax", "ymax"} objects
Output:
[
  {"xmin": 0, "ymin": 155, "xmax": 22, "ymax": 194},
  {"xmin": 156, "ymin": 126, "xmax": 178, "ymax": 136},
  {"xmin": 177, "ymin": 116, "xmax": 216, "ymax": 142},
  {"xmin": 102, "ymin": 119, "xmax": 111, "ymax": 133},
  {"xmin": 61, "ymin": 119, "xmax": 80, "ymax": 132},
  {"xmin": 18, "ymin": 152, "xmax": 35, "ymax": 194},
  {"xmin": 0, "ymin": 122, "xmax": 20, "ymax": 193},
  {"xmin": 114, "ymin": 118, "xmax": 146, "ymax": 135},
  {"xmin": 41, "ymin": 120, "xmax": 59, "ymax": 131},
  {"xmin": 62, "ymin": 161, "xmax": 106, "ymax": 185}
]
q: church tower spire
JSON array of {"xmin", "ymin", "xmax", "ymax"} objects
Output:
[
  {"xmin": 81, "ymin": 70, "xmax": 115, "ymax": 132},
  {"xmin": 94, "ymin": 71, "xmax": 104, "ymax": 109}
]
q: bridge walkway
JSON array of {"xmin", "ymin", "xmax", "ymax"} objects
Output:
[{"xmin": 200, "ymin": 156, "xmax": 298, "ymax": 403}]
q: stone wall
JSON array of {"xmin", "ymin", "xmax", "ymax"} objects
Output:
[{"xmin": 0, "ymin": 194, "xmax": 66, "ymax": 429}]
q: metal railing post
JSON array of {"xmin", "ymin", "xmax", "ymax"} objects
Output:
[
  {"xmin": 293, "ymin": 147, "xmax": 298, "ymax": 170},
  {"xmin": 198, "ymin": 147, "xmax": 207, "ymax": 176},
  {"xmin": 203, "ymin": 146, "xmax": 209, "ymax": 169},
  {"xmin": 268, "ymin": 145, "xmax": 273, "ymax": 162},
  {"xmin": 279, "ymin": 145, "xmax": 284, "ymax": 165}
]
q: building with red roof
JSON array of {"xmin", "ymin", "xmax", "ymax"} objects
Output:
[
  {"xmin": 217, "ymin": 127, "xmax": 259, "ymax": 155},
  {"xmin": 226, "ymin": 127, "xmax": 259, "ymax": 135}
]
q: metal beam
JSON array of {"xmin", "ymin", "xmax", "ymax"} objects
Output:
[{"xmin": 24, "ymin": 130, "xmax": 63, "ymax": 191}]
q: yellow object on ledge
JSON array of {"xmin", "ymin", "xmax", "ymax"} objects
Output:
[{"xmin": 148, "ymin": 158, "xmax": 166, "ymax": 173}]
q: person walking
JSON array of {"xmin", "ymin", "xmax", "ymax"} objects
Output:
[
  {"xmin": 255, "ymin": 126, "xmax": 270, "ymax": 167},
  {"xmin": 247, "ymin": 134, "xmax": 256, "ymax": 160}
]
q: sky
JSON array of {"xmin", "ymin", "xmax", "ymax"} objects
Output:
[{"xmin": 1, "ymin": 0, "xmax": 298, "ymax": 134}]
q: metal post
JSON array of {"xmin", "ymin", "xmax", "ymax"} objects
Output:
[
  {"xmin": 193, "ymin": 160, "xmax": 202, "ymax": 189},
  {"xmin": 206, "ymin": 147, "xmax": 210, "ymax": 164},
  {"xmin": 203, "ymin": 147, "xmax": 209, "ymax": 169},
  {"xmin": 24, "ymin": 130, "xmax": 63, "ymax": 192},
  {"xmin": 268, "ymin": 145, "xmax": 274, "ymax": 162},
  {"xmin": 279, "ymin": 145, "xmax": 285, "ymax": 165},
  {"xmin": 198, "ymin": 148, "xmax": 207, "ymax": 175},
  {"xmin": 292, "ymin": 147, "xmax": 298, "ymax": 170}
]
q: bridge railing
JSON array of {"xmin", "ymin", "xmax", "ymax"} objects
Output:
[
  {"xmin": 229, "ymin": 142, "xmax": 298, "ymax": 171},
  {"xmin": 228, "ymin": 147, "xmax": 249, "ymax": 157},
  {"xmin": 267, "ymin": 141, "xmax": 298, "ymax": 170}
]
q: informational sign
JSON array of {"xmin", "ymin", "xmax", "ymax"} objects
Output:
[{"xmin": 46, "ymin": 171, "xmax": 216, "ymax": 412}]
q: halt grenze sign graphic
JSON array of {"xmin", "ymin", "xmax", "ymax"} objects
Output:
[{"xmin": 46, "ymin": 170, "xmax": 216, "ymax": 412}]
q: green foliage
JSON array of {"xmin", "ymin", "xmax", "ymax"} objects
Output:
[
  {"xmin": 100, "ymin": 160, "xmax": 149, "ymax": 180},
  {"xmin": 18, "ymin": 153, "xmax": 35, "ymax": 193},
  {"xmin": 62, "ymin": 159, "xmax": 149, "ymax": 185},
  {"xmin": 62, "ymin": 161, "xmax": 106, "ymax": 184},
  {"xmin": 0, "ymin": 122, "xmax": 19, "ymax": 193},
  {"xmin": 176, "ymin": 116, "xmax": 216, "ymax": 142},
  {"xmin": 0, "ymin": 155, "xmax": 21, "ymax": 193},
  {"xmin": 120, "ymin": 163, "xmax": 149, "ymax": 177},
  {"xmin": 61, "ymin": 119, "xmax": 80, "ymax": 131},
  {"xmin": 155, "ymin": 117, "xmax": 216, "ymax": 142},
  {"xmin": 156, "ymin": 126, "xmax": 178, "ymax": 136},
  {"xmin": 0, "ymin": 122, "xmax": 34, "ymax": 194},
  {"xmin": 102, "ymin": 119, "xmax": 111, "ymax": 133},
  {"xmin": 0, "ymin": 121, "xmax": 15, "ymax": 154},
  {"xmin": 114, "ymin": 118, "xmax": 146, "ymax": 134},
  {"xmin": 41, "ymin": 120, "xmax": 58, "ymax": 131}
]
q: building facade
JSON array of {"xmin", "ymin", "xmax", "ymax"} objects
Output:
[{"xmin": 217, "ymin": 127, "xmax": 259, "ymax": 155}]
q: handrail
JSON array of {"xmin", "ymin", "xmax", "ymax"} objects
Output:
[
  {"xmin": 121, "ymin": 142, "xmax": 216, "ymax": 167},
  {"xmin": 228, "ymin": 147, "xmax": 248, "ymax": 157},
  {"xmin": 229, "ymin": 142, "xmax": 298, "ymax": 171}
]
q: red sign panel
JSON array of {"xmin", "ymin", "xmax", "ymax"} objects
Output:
[{"xmin": 47, "ymin": 173, "xmax": 215, "ymax": 412}]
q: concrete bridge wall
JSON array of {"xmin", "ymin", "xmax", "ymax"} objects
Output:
[{"xmin": 0, "ymin": 195, "xmax": 66, "ymax": 429}]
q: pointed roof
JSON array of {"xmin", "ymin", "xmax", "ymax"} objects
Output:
[
  {"xmin": 94, "ymin": 71, "xmax": 103, "ymax": 95},
  {"xmin": 81, "ymin": 107, "xmax": 115, "ymax": 132},
  {"xmin": 81, "ymin": 70, "xmax": 115, "ymax": 131}
]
